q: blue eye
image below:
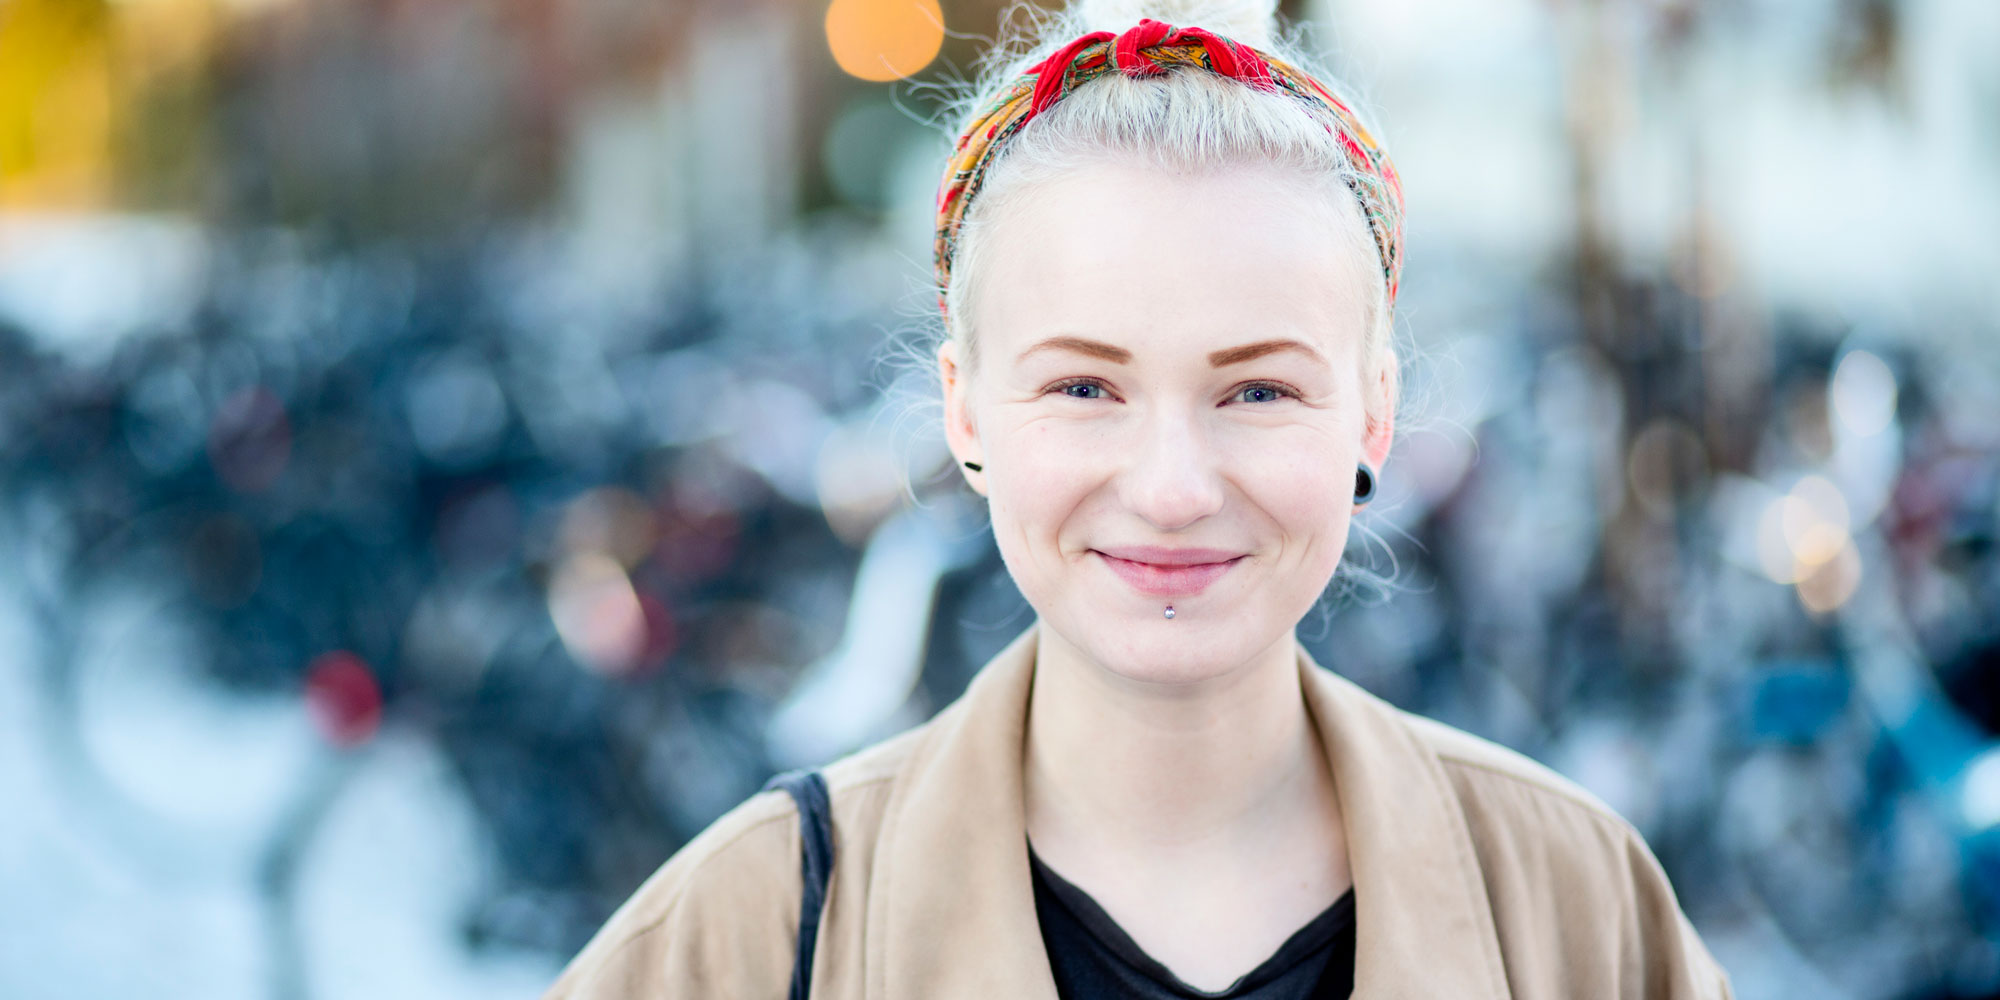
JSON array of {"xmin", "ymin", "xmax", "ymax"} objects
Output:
[
  {"xmin": 1053, "ymin": 380, "xmax": 1106, "ymax": 399},
  {"xmin": 1233, "ymin": 382, "xmax": 1295, "ymax": 404}
]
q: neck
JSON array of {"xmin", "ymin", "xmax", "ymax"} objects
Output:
[{"xmin": 1022, "ymin": 624, "xmax": 1335, "ymax": 864}]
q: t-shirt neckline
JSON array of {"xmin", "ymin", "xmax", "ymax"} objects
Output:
[{"xmin": 1025, "ymin": 836, "xmax": 1356, "ymax": 998}]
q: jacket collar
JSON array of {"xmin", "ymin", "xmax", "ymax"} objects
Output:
[{"xmin": 866, "ymin": 622, "xmax": 1512, "ymax": 1000}]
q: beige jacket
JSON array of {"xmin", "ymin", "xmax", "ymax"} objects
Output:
[{"xmin": 545, "ymin": 623, "xmax": 1734, "ymax": 999}]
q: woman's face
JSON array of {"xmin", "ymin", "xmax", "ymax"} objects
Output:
[{"xmin": 940, "ymin": 160, "xmax": 1396, "ymax": 685}]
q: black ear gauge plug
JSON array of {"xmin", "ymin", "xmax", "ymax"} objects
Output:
[{"xmin": 963, "ymin": 461, "xmax": 983, "ymax": 472}]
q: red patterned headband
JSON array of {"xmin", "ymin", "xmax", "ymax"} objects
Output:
[{"xmin": 933, "ymin": 18, "xmax": 1406, "ymax": 326}]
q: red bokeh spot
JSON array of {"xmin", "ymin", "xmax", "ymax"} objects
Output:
[{"xmin": 305, "ymin": 651, "xmax": 383, "ymax": 747}]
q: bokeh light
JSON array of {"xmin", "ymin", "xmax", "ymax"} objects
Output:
[
  {"xmin": 824, "ymin": 0, "xmax": 944, "ymax": 83},
  {"xmin": 1963, "ymin": 748, "xmax": 2000, "ymax": 830},
  {"xmin": 1782, "ymin": 475, "xmax": 1852, "ymax": 569},
  {"xmin": 1626, "ymin": 418, "xmax": 1708, "ymax": 521},
  {"xmin": 559, "ymin": 487, "xmax": 656, "ymax": 569},
  {"xmin": 1755, "ymin": 475, "xmax": 1865, "ymax": 614},
  {"xmin": 815, "ymin": 421, "xmax": 905, "ymax": 546},
  {"xmin": 305, "ymin": 651, "xmax": 383, "ymax": 748},
  {"xmin": 548, "ymin": 551, "xmax": 649, "ymax": 677},
  {"xmin": 1795, "ymin": 538, "xmax": 1862, "ymax": 616},
  {"xmin": 1830, "ymin": 349, "xmax": 1898, "ymax": 439}
]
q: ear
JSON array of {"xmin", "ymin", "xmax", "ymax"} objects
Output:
[
  {"xmin": 938, "ymin": 339, "xmax": 987, "ymax": 495},
  {"xmin": 1361, "ymin": 345, "xmax": 1397, "ymax": 471}
]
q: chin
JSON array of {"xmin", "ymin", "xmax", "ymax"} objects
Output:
[{"xmin": 1047, "ymin": 605, "xmax": 1289, "ymax": 687}]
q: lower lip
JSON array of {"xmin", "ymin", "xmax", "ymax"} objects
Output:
[{"xmin": 1094, "ymin": 552, "xmax": 1245, "ymax": 597}]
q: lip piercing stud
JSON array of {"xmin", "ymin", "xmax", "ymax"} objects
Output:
[{"xmin": 1163, "ymin": 605, "xmax": 1176, "ymax": 620}]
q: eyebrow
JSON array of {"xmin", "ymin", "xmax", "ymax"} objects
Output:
[
  {"xmin": 1207, "ymin": 339, "xmax": 1328, "ymax": 368},
  {"xmin": 1017, "ymin": 335, "xmax": 1132, "ymax": 365},
  {"xmin": 1015, "ymin": 335, "xmax": 1327, "ymax": 368}
]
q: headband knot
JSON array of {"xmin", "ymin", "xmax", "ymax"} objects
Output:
[
  {"xmin": 1027, "ymin": 19, "xmax": 1278, "ymax": 118},
  {"xmin": 936, "ymin": 19, "xmax": 1405, "ymax": 325}
]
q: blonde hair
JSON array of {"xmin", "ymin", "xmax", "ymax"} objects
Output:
[{"xmin": 935, "ymin": 0, "xmax": 1395, "ymax": 387}]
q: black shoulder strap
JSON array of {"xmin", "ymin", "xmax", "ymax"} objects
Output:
[{"xmin": 762, "ymin": 769, "xmax": 834, "ymax": 1000}]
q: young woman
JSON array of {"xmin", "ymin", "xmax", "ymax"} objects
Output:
[{"xmin": 546, "ymin": 1, "xmax": 1734, "ymax": 997}]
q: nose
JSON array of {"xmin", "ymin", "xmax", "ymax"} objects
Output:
[{"xmin": 1114, "ymin": 405, "xmax": 1226, "ymax": 532}]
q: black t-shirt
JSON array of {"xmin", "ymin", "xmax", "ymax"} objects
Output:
[{"xmin": 1027, "ymin": 839, "xmax": 1357, "ymax": 1000}]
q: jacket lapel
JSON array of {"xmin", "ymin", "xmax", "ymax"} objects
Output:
[
  {"xmin": 870, "ymin": 624, "xmax": 1056, "ymax": 999},
  {"xmin": 868, "ymin": 623, "xmax": 1511, "ymax": 1000},
  {"xmin": 1296, "ymin": 644, "xmax": 1514, "ymax": 999}
]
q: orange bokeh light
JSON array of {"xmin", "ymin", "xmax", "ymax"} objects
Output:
[{"xmin": 824, "ymin": 0, "xmax": 944, "ymax": 82}]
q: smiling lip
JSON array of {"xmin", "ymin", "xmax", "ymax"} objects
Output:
[{"xmin": 1092, "ymin": 546, "xmax": 1247, "ymax": 597}]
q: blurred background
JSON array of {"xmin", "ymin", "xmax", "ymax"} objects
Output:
[{"xmin": 1, "ymin": 0, "xmax": 1996, "ymax": 996}]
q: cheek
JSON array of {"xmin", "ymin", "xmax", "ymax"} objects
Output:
[
  {"xmin": 984, "ymin": 421, "xmax": 1096, "ymax": 559},
  {"xmin": 1235, "ymin": 427, "xmax": 1359, "ymax": 567}
]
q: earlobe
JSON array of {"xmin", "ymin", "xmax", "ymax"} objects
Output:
[{"xmin": 937, "ymin": 340, "xmax": 986, "ymax": 493}]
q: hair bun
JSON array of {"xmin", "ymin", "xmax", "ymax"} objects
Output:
[{"xmin": 1069, "ymin": 0, "xmax": 1280, "ymax": 50}]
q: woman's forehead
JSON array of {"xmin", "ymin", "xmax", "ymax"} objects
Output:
[{"xmin": 976, "ymin": 161, "xmax": 1373, "ymax": 363}]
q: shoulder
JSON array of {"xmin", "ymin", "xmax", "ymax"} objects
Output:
[
  {"xmin": 1399, "ymin": 712, "xmax": 1655, "ymax": 909},
  {"xmin": 1398, "ymin": 709, "xmax": 1635, "ymax": 833},
  {"xmin": 541, "ymin": 720, "xmax": 933, "ymax": 999},
  {"xmin": 1396, "ymin": 706, "xmax": 1664, "ymax": 887},
  {"xmin": 540, "ymin": 785, "xmax": 801, "ymax": 998},
  {"xmin": 822, "ymin": 713, "xmax": 933, "ymax": 793},
  {"xmin": 1395, "ymin": 710, "xmax": 1734, "ymax": 998}
]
